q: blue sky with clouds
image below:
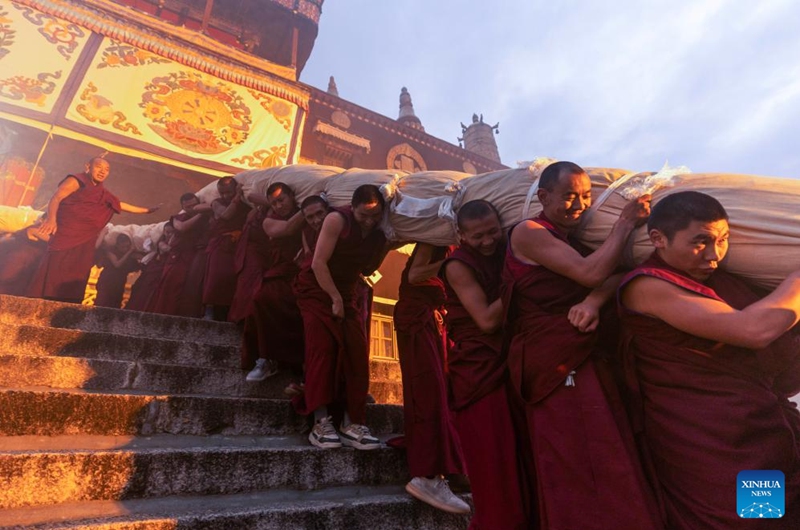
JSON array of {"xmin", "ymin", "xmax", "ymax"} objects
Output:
[{"xmin": 302, "ymin": 0, "xmax": 800, "ymax": 178}]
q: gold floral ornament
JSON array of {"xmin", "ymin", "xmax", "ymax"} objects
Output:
[
  {"xmin": 249, "ymin": 91, "xmax": 293, "ymax": 132},
  {"xmin": 13, "ymin": 4, "xmax": 85, "ymax": 60},
  {"xmin": 76, "ymin": 82, "xmax": 142, "ymax": 135},
  {"xmin": 232, "ymin": 145, "xmax": 287, "ymax": 169},
  {"xmin": 98, "ymin": 42, "xmax": 171, "ymax": 69},
  {"xmin": 0, "ymin": 9, "xmax": 15, "ymax": 60},
  {"xmin": 140, "ymin": 71, "xmax": 252, "ymax": 155},
  {"xmin": 0, "ymin": 71, "xmax": 61, "ymax": 107}
]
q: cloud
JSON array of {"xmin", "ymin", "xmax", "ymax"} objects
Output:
[{"xmin": 304, "ymin": 0, "xmax": 800, "ymax": 177}]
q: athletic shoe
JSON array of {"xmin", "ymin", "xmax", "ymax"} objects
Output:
[
  {"xmin": 283, "ymin": 382, "xmax": 305, "ymax": 397},
  {"xmin": 405, "ymin": 476, "xmax": 471, "ymax": 514},
  {"xmin": 245, "ymin": 358, "xmax": 278, "ymax": 382},
  {"xmin": 339, "ymin": 423, "xmax": 381, "ymax": 450},
  {"xmin": 308, "ymin": 416, "xmax": 342, "ymax": 449}
]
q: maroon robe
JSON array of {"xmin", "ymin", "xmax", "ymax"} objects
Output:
[
  {"xmin": 292, "ymin": 207, "xmax": 385, "ymax": 425},
  {"xmin": 146, "ymin": 211, "xmax": 209, "ymax": 317},
  {"xmin": 202, "ymin": 198, "xmax": 251, "ymax": 307},
  {"xmin": 94, "ymin": 252, "xmax": 140, "ymax": 308},
  {"xmin": 503, "ymin": 214, "xmax": 662, "ymax": 530},
  {"xmin": 27, "ymin": 172, "xmax": 121, "ymax": 303},
  {"xmin": 394, "ymin": 245, "xmax": 464, "ymax": 478},
  {"xmin": 125, "ymin": 251, "xmax": 167, "ymax": 312},
  {"xmin": 0, "ymin": 230, "xmax": 47, "ymax": 296},
  {"xmin": 442, "ymin": 242, "xmax": 530, "ymax": 530},
  {"xmin": 619, "ymin": 253, "xmax": 800, "ymax": 529},
  {"xmin": 228, "ymin": 206, "xmax": 271, "ymax": 323},
  {"xmin": 241, "ymin": 208, "xmax": 304, "ymax": 368}
]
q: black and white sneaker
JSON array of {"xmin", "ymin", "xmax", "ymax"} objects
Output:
[
  {"xmin": 339, "ymin": 423, "xmax": 381, "ymax": 450},
  {"xmin": 309, "ymin": 416, "xmax": 342, "ymax": 449},
  {"xmin": 246, "ymin": 358, "xmax": 279, "ymax": 382}
]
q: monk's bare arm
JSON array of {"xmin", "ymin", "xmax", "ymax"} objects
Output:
[
  {"xmin": 444, "ymin": 260, "xmax": 503, "ymax": 334},
  {"xmin": 105, "ymin": 248, "xmax": 134, "ymax": 268},
  {"xmin": 262, "ymin": 210, "xmax": 305, "ymax": 239},
  {"xmin": 213, "ymin": 186, "xmax": 244, "ymax": 220},
  {"xmin": 408, "ymin": 243, "xmax": 445, "ymax": 284},
  {"xmin": 622, "ymin": 272, "xmax": 800, "ymax": 349},
  {"xmin": 173, "ymin": 212, "xmax": 206, "ymax": 232},
  {"xmin": 311, "ymin": 212, "xmax": 346, "ymax": 318},
  {"xmin": 120, "ymin": 202, "xmax": 159, "ymax": 214},
  {"xmin": 568, "ymin": 273, "xmax": 623, "ymax": 333},
  {"xmin": 511, "ymin": 196, "xmax": 649, "ymax": 288},
  {"xmin": 39, "ymin": 176, "xmax": 80, "ymax": 236}
]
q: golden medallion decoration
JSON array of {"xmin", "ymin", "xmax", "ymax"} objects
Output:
[{"xmin": 141, "ymin": 71, "xmax": 251, "ymax": 154}]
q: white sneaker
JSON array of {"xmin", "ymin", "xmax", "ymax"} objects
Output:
[
  {"xmin": 309, "ymin": 416, "xmax": 342, "ymax": 449},
  {"xmin": 339, "ymin": 423, "xmax": 381, "ymax": 450},
  {"xmin": 405, "ymin": 476, "xmax": 471, "ymax": 514},
  {"xmin": 246, "ymin": 358, "xmax": 278, "ymax": 382}
]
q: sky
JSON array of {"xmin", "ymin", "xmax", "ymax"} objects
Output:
[{"xmin": 302, "ymin": 0, "xmax": 800, "ymax": 178}]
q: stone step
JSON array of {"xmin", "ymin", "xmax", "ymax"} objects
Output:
[
  {"xmin": 0, "ymin": 388, "xmax": 404, "ymax": 437},
  {"xmin": 0, "ymin": 434, "xmax": 413, "ymax": 510},
  {"xmin": 0, "ymin": 321, "xmax": 242, "ymax": 370},
  {"xmin": 0, "ymin": 353, "xmax": 403, "ymax": 405},
  {"xmin": 0, "ymin": 294, "xmax": 240, "ymax": 346},
  {"xmin": 0, "ymin": 485, "xmax": 471, "ymax": 529}
]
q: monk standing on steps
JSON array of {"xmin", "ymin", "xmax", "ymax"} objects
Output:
[
  {"xmin": 442, "ymin": 200, "xmax": 531, "ymax": 530},
  {"xmin": 618, "ymin": 191, "xmax": 800, "ymax": 529},
  {"xmin": 243, "ymin": 182, "xmax": 306, "ymax": 381},
  {"xmin": 503, "ymin": 161, "xmax": 662, "ymax": 529},
  {"xmin": 292, "ymin": 185, "xmax": 388, "ymax": 451},
  {"xmin": 394, "ymin": 243, "xmax": 469, "ymax": 515},
  {"xmin": 203, "ymin": 176, "xmax": 251, "ymax": 321},
  {"xmin": 27, "ymin": 157, "xmax": 155, "ymax": 304}
]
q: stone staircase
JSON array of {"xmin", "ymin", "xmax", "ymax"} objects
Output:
[{"xmin": 0, "ymin": 295, "xmax": 470, "ymax": 529}]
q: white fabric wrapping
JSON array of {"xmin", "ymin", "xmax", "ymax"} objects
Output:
[
  {"xmin": 0, "ymin": 205, "xmax": 43, "ymax": 234},
  {"xmin": 388, "ymin": 170, "xmax": 471, "ymax": 245},
  {"xmin": 101, "ymin": 221, "xmax": 167, "ymax": 252},
  {"xmin": 576, "ymin": 172, "xmax": 800, "ymax": 289}
]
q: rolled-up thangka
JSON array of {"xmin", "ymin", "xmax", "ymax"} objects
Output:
[
  {"xmin": 575, "ymin": 165, "xmax": 800, "ymax": 290},
  {"xmin": 388, "ymin": 170, "xmax": 471, "ymax": 246}
]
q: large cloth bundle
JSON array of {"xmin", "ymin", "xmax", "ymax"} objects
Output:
[
  {"xmin": 322, "ymin": 168, "xmax": 408, "ymax": 207},
  {"xmin": 195, "ymin": 165, "xmax": 341, "ymax": 206},
  {"xmin": 101, "ymin": 221, "xmax": 166, "ymax": 253},
  {"xmin": 576, "ymin": 170, "xmax": 800, "ymax": 290},
  {"xmin": 0, "ymin": 205, "xmax": 43, "ymax": 234},
  {"xmin": 388, "ymin": 170, "xmax": 471, "ymax": 245}
]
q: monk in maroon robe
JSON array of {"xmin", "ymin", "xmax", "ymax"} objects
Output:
[
  {"xmin": 618, "ymin": 191, "xmax": 800, "ymax": 529},
  {"xmin": 0, "ymin": 226, "xmax": 48, "ymax": 296},
  {"xmin": 227, "ymin": 193, "xmax": 273, "ymax": 324},
  {"xmin": 27, "ymin": 157, "xmax": 154, "ymax": 304},
  {"xmin": 126, "ymin": 223, "xmax": 173, "ymax": 312},
  {"xmin": 505, "ymin": 161, "xmax": 661, "ymax": 529},
  {"xmin": 146, "ymin": 193, "xmax": 211, "ymax": 316},
  {"xmin": 203, "ymin": 177, "xmax": 251, "ymax": 320},
  {"xmin": 395, "ymin": 243, "xmax": 468, "ymax": 515},
  {"xmin": 242, "ymin": 183, "xmax": 306, "ymax": 378},
  {"xmin": 293, "ymin": 185, "xmax": 387, "ymax": 451},
  {"xmin": 442, "ymin": 200, "xmax": 531, "ymax": 530},
  {"xmin": 94, "ymin": 233, "xmax": 140, "ymax": 308}
]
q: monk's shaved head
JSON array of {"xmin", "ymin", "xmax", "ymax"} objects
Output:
[
  {"xmin": 457, "ymin": 200, "xmax": 500, "ymax": 231},
  {"xmin": 267, "ymin": 182, "xmax": 294, "ymax": 198},
  {"xmin": 538, "ymin": 161, "xmax": 585, "ymax": 192},
  {"xmin": 300, "ymin": 195, "xmax": 328, "ymax": 210},
  {"xmin": 648, "ymin": 191, "xmax": 728, "ymax": 241},
  {"xmin": 217, "ymin": 176, "xmax": 237, "ymax": 192},
  {"xmin": 351, "ymin": 184, "xmax": 385, "ymax": 210}
]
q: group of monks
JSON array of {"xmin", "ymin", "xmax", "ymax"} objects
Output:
[{"xmin": 2, "ymin": 156, "xmax": 799, "ymax": 529}]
